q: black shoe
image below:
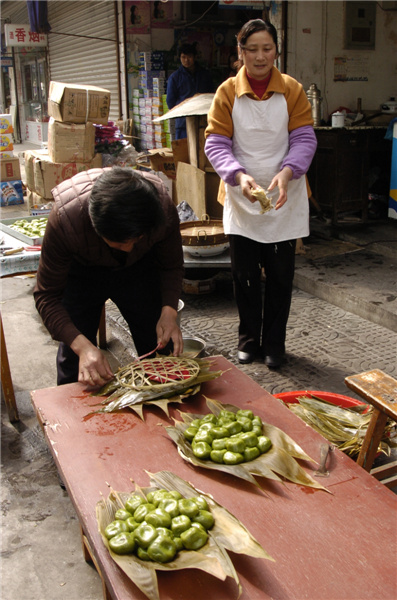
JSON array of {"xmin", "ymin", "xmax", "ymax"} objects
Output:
[
  {"xmin": 264, "ymin": 354, "xmax": 283, "ymax": 369},
  {"xmin": 237, "ymin": 350, "xmax": 255, "ymax": 364}
]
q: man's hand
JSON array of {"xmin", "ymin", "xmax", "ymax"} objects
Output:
[
  {"xmin": 156, "ymin": 305, "xmax": 183, "ymax": 356},
  {"xmin": 70, "ymin": 334, "xmax": 114, "ymax": 387}
]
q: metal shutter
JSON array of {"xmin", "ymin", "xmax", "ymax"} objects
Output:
[{"xmin": 47, "ymin": 0, "xmax": 120, "ymax": 123}]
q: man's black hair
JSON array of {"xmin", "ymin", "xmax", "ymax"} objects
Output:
[
  {"xmin": 89, "ymin": 167, "xmax": 165, "ymax": 242},
  {"xmin": 178, "ymin": 42, "xmax": 197, "ymax": 57}
]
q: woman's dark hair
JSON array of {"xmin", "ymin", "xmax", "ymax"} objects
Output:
[
  {"xmin": 89, "ymin": 167, "xmax": 165, "ymax": 242},
  {"xmin": 235, "ymin": 19, "xmax": 278, "ymax": 70}
]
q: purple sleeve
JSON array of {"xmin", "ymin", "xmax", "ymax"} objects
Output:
[
  {"xmin": 204, "ymin": 134, "xmax": 246, "ymax": 186},
  {"xmin": 281, "ymin": 125, "xmax": 317, "ymax": 179}
]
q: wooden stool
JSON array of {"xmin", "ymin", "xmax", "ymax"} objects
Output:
[
  {"xmin": 345, "ymin": 369, "xmax": 397, "ymax": 488},
  {"xmin": 0, "ymin": 312, "xmax": 20, "ymax": 423}
]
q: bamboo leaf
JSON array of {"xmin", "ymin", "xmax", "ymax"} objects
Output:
[
  {"xmin": 97, "ymin": 471, "xmax": 273, "ymax": 600},
  {"xmin": 166, "ymin": 399, "xmax": 329, "ymax": 493}
]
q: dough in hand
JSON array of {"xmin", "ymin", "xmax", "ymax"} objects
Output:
[{"xmin": 251, "ymin": 187, "xmax": 274, "ymax": 214}]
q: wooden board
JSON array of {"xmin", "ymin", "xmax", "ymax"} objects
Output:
[
  {"xmin": 176, "ymin": 162, "xmax": 206, "ymax": 219},
  {"xmin": 31, "ymin": 356, "xmax": 397, "ymax": 600}
]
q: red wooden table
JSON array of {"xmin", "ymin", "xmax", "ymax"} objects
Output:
[{"xmin": 31, "ymin": 356, "xmax": 397, "ymax": 600}]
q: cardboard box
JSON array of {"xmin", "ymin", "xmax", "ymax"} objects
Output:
[
  {"xmin": 48, "ymin": 81, "xmax": 111, "ymax": 125},
  {"xmin": 25, "ymin": 149, "xmax": 102, "ymax": 198},
  {"xmin": 1, "ymin": 156, "xmax": 21, "ymax": 182},
  {"xmin": 0, "ymin": 134, "xmax": 14, "ymax": 153},
  {"xmin": 48, "ymin": 118, "xmax": 95, "ymax": 163},
  {"xmin": 0, "ymin": 180, "xmax": 24, "ymax": 206},
  {"xmin": 0, "ymin": 114, "xmax": 13, "ymax": 134},
  {"xmin": 147, "ymin": 148, "xmax": 176, "ymax": 180}
]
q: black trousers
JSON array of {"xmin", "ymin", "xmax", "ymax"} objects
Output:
[
  {"xmin": 229, "ymin": 234, "xmax": 296, "ymax": 357},
  {"xmin": 56, "ymin": 256, "xmax": 163, "ymax": 385}
]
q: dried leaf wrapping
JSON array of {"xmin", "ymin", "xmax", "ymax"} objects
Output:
[
  {"xmin": 287, "ymin": 394, "xmax": 397, "ymax": 457},
  {"xmin": 96, "ymin": 471, "xmax": 273, "ymax": 600},
  {"xmin": 165, "ymin": 397, "xmax": 329, "ymax": 492}
]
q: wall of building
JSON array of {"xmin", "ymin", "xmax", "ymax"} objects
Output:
[{"xmin": 287, "ymin": 1, "xmax": 397, "ymax": 120}]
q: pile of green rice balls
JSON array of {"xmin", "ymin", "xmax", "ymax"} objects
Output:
[{"xmin": 184, "ymin": 409, "xmax": 272, "ymax": 464}]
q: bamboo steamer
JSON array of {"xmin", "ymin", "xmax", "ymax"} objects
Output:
[{"xmin": 180, "ymin": 215, "xmax": 229, "ymax": 257}]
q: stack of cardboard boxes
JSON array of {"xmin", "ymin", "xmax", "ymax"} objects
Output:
[
  {"xmin": 24, "ymin": 81, "xmax": 111, "ymax": 212},
  {"xmin": 0, "ymin": 114, "xmax": 24, "ymax": 206},
  {"xmin": 131, "ymin": 52, "xmax": 175, "ymax": 151}
]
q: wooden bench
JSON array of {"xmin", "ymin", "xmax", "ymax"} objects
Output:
[{"xmin": 345, "ymin": 369, "xmax": 397, "ymax": 488}]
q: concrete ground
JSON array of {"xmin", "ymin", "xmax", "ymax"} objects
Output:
[{"xmin": 1, "ymin": 146, "xmax": 397, "ymax": 599}]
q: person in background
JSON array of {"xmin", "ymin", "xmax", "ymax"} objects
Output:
[
  {"xmin": 204, "ymin": 19, "xmax": 317, "ymax": 369},
  {"xmin": 166, "ymin": 42, "xmax": 214, "ymax": 139},
  {"xmin": 34, "ymin": 167, "xmax": 184, "ymax": 387}
]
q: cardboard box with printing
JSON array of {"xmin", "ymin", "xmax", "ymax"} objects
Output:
[
  {"xmin": 48, "ymin": 81, "xmax": 111, "ymax": 125},
  {"xmin": 1, "ymin": 156, "xmax": 21, "ymax": 181},
  {"xmin": 48, "ymin": 118, "xmax": 95, "ymax": 163},
  {"xmin": 25, "ymin": 149, "xmax": 102, "ymax": 199}
]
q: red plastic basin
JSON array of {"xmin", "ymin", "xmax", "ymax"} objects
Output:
[{"xmin": 274, "ymin": 390, "xmax": 366, "ymax": 409}]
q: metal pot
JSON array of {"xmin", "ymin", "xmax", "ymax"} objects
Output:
[{"xmin": 306, "ymin": 83, "xmax": 322, "ymax": 126}]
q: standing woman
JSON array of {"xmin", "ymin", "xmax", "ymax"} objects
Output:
[{"xmin": 204, "ymin": 19, "xmax": 317, "ymax": 369}]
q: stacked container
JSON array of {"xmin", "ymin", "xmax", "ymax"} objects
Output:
[{"xmin": 0, "ymin": 114, "xmax": 24, "ymax": 206}]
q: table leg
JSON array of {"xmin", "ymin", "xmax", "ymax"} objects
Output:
[
  {"xmin": 0, "ymin": 312, "xmax": 19, "ymax": 422},
  {"xmin": 356, "ymin": 408, "xmax": 388, "ymax": 471},
  {"xmin": 80, "ymin": 525, "xmax": 112, "ymax": 600}
]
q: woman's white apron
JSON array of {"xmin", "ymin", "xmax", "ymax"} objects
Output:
[{"xmin": 224, "ymin": 93, "xmax": 309, "ymax": 243}]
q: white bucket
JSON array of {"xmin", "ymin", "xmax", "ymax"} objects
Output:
[{"xmin": 332, "ymin": 111, "xmax": 345, "ymax": 128}]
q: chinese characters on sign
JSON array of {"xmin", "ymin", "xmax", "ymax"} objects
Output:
[
  {"xmin": 4, "ymin": 24, "xmax": 47, "ymax": 47},
  {"xmin": 334, "ymin": 56, "xmax": 369, "ymax": 82}
]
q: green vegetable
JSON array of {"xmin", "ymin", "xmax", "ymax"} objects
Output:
[
  {"xmin": 180, "ymin": 526, "xmax": 208, "ymax": 550},
  {"xmin": 237, "ymin": 409, "xmax": 254, "ymax": 420},
  {"xmin": 210, "ymin": 426, "xmax": 229, "ymax": 439},
  {"xmin": 226, "ymin": 437, "xmax": 245, "ymax": 453},
  {"xmin": 223, "ymin": 451, "xmax": 244, "ymax": 465},
  {"xmin": 219, "ymin": 409, "xmax": 236, "ymax": 421},
  {"xmin": 147, "ymin": 535, "xmax": 177, "ymax": 563},
  {"xmin": 212, "ymin": 437, "xmax": 228, "ymax": 450},
  {"xmin": 193, "ymin": 429, "xmax": 214, "ymax": 445},
  {"xmin": 201, "ymin": 413, "xmax": 218, "ymax": 424},
  {"xmin": 126, "ymin": 517, "xmax": 140, "ymax": 531},
  {"xmin": 192, "ymin": 441, "xmax": 211, "ymax": 459},
  {"xmin": 114, "ymin": 508, "xmax": 133, "ymax": 521},
  {"xmin": 125, "ymin": 494, "xmax": 145, "ymax": 514},
  {"xmin": 171, "ymin": 514, "xmax": 191, "ymax": 536},
  {"xmin": 134, "ymin": 522, "xmax": 159, "ymax": 548},
  {"xmin": 185, "ymin": 409, "xmax": 272, "ymax": 466},
  {"xmin": 178, "ymin": 498, "xmax": 199, "ymax": 519},
  {"xmin": 104, "ymin": 519, "xmax": 129, "ymax": 539},
  {"xmin": 237, "ymin": 416, "xmax": 253, "ymax": 432},
  {"xmin": 158, "ymin": 497, "xmax": 180, "ymax": 518},
  {"xmin": 134, "ymin": 503, "xmax": 156, "ymax": 522},
  {"xmin": 224, "ymin": 421, "xmax": 242, "ymax": 436},
  {"xmin": 193, "ymin": 510, "xmax": 214, "ymax": 530},
  {"xmin": 258, "ymin": 435, "xmax": 272, "ymax": 453},
  {"xmin": 192, "ymin": 496, "xmax": 209, "ymax": 511},
  {"xmin": 184, "ymin": 426, "xmax": 198, "ymax": 441},
  {"xmin": 108, "ymin": 532, "xmax": 136, "ymax": 555},
  {"xmin": 145, "ymin": 508, "xmax": 172, "ymax": 528},
  {"xmin": 244, "ymin": 446, "xmax": 261, "ymax": 461},
  {"xmin": 210, "ymin": 449, "xmax": 227, "ymax": 463}
]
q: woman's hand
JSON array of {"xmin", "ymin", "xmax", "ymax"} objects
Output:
[
  {"xmin": 71, "ymin": 334, "xmax": 114, "ymax": 387},
  {"xmin": 156, "ymin": 306, "xmax": 183, "ymax": 356},
  {"xmin": 268, "ymin": 167, "xmax": 293, "ymax": 209},
  {"xmin": 235, "ymin": 172, "xmax": 259, "ymax": 203}
]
